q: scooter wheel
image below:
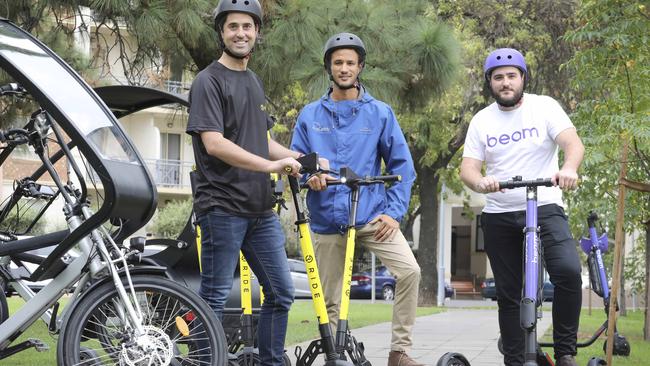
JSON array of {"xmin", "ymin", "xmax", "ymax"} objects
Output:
[
  {"xmin": 587, "ymin": 357, "xmax": 607, "ymax": 366},
  {"xmin": 436, "ymin": 352, "xmax": 471, "ymax": 366},
  {"xmin": 603, "ymin": 332, "xmax": 631, "ymax": 356},
  {"xmin": 237, "ymin": 351, "xmax": 261, "ymax": 366},
  {"xmin": 235, "ymin": 350, "xmax": 291, "ymax": 366}
]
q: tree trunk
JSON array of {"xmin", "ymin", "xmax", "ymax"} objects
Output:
[
  {"xmin": 605, "ymin": 137, "xmax": 628, "ymax": 365},
  {"xmin": 643, "ymin": 220, "xmax": 650, "ymax": 341},
  {"xmin": 620, "ymin": 234, "xmax": 627, "ymax": 316},
  {"xmin": 417, "ymin": 167, "xmax": 439, "ymax": 306}
]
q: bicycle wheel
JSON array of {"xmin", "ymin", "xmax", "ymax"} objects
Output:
[
  {"xmin": 57, "ymin": 275, "xmax": 227, "ymax": 366},
  {"xmin": 0, "ymin": 288, "xmax": 7, "ymax": 324}
]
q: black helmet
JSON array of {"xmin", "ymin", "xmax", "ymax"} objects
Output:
[
  {"xmin": 323, "ymin": 32, "xmax": 366, "ymax": 71},
  {"xmin": 213, "ymin": 0, "xmax": 262, "ymax": 31}
]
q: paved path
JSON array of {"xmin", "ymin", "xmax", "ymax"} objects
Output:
[{"xmin": 287, "ymin": 308, "xmax": 553, "ymax": 366}]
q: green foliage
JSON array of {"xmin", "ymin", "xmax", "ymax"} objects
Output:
[
  {"xmin": 563, "ymin": 0, "xmax": 649, "ymax": 252},
  {"xmin": 265, "ymin": 82, "xmax": 311, "ymax": 147},
  {"xmin": 624, "ymin": 234, "xmax": 647, "ymax": 294},
  {"xmin": 149, "ymin": 199, "xmax": 192, "ymax": 238},
  {"xmin": 0, "ymin": 206, "xmax": 49, "ymax": 236},
  {"xmin": 254, "ymin": 0, "xmax": 459, "ymax": 110},
  {"xmin": 543, "ymin": 310, "xmax": 650, "ymax": 366}
]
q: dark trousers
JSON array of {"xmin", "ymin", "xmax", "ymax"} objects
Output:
[
  {"xmin": 482, "ymin": 204, "xmax": 582, "ymax": 365},
  {"xmin": 197, "ymin": 208, "xmax": 295, "ymax": 366}
]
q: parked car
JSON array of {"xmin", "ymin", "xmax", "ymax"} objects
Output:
[
  {"xmin": 350, "ymin": 266, "xmax": 396, "ymax": 300},
  {"xmin": 481, "ymin": 278, "xmax": 554, "ymax": 301},
  {"xmin": 287, "ymin": 258, "xmax": 312, "ymax": 299},
  {"xmin": 350, "ymin": 266, "xmax": 454, "ymax": 300}
]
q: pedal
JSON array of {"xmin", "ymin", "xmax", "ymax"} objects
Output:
[
  {"xmin": 30, "ymin": 338, "xmax": 49, "ymax": 352},
  {"xmin": 0, "ymin": 338, "xmax": 49, "ymax": 359},
  {"xmin": 295, "ymin": 339, "xmax": 325, "ymax": 366},
  {"xmin": 346, "ymin": 334, "xmax": 371, "ymax": 366},
  {"xmin": 357, "ymin": 341, "xmax": 365, "ymax": 352}
]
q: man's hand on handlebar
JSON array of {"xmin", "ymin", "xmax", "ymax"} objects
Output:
[
  {"xmin": 273, "ymin": 157, "xmax": 302, "ymax": 177},
  {"xmin": 304, "ymin": 157, "xmax": 333, "ymax": 191},
  {"xmin": 475, "ymin": 175, "xmax": 502, "ymax": 194},
  {"xmin": 553, "ymin": 168, "xmax": 579, "ymax": 191},
  {"xmin": 306, "ymin": 173, "xmax": 336, "ymax": 191}
]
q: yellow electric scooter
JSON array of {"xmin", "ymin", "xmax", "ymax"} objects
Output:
[{"xmin": 289, "ymin": 153, "xmax": 400, "ymax": 366}]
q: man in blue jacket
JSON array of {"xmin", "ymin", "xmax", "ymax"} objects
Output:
[{"xmin": 291, "ymin": 33, "xmax": 421, "ymax": 366}]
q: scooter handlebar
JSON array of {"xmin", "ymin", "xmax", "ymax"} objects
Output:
[
  {"xmin": 300, "ymin": 174, "xmax": 401, "ymax": 189},
  {"xmin": 498, "ymin": 177, "xmax": 553, "ymax": 190}
]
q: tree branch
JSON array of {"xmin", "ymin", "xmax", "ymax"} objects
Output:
[{"xmin": 620, "ymin": 178, "xmax": 650, "ymax": 193}]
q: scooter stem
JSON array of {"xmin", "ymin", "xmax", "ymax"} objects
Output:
[
  {"xmin": 288, "ymin": 175, "xmax": 339, "ymax": 361},
  {"xmin": 336, "ymin": 187, "xmax": 360, "ymax": 353}
]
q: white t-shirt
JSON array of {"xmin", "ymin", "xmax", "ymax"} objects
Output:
[{"xmin": 462, "ymin": 93, "xmax": 575, "ymax": 213}]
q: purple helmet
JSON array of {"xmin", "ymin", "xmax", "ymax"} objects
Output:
[{"xmin": 483, "ymin": 48, "xmax": 527, "ymax": 81}]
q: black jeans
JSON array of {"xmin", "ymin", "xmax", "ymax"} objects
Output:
[{"xmin": 482, "ymin": 204, "xmax": 582, "ymax": 365}]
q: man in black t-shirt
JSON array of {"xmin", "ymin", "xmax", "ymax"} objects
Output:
[{"xmin": 185, "ymin": 1, "xmax": 305, "ymax": 365}]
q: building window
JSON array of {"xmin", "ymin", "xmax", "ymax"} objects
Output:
[
  {"xmin": 157, "ymin": 133, "xmax": 181, "ymax": 186},
  {"xmin": 476, "ymin": 214, "xmax": 485, "ymax": 252}
]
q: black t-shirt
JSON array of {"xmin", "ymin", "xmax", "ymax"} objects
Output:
[{"xmin": 186, "ymin": 61, "xmax": 274, "ymax": 217}]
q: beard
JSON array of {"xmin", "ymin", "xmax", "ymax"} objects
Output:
[
  {"xmin": 333, "ymin": 79, "xmax": 357, "ymax": 90},
  {"xmin": 331, "ymin": 74, "xmax": 358, "ymax": 90},
  {"xmin": 492, "ymin": 87, "xmax": 524, "ymax": 108}
]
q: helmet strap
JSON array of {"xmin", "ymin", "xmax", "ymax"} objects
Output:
[{"xmin": 224, "ymin": 46, "xmax": 253, "ymax": 60}]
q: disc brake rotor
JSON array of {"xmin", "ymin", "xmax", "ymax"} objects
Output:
[{"xmin": 119, "ymin": 325, "xmax": 174, "ymax": 366}]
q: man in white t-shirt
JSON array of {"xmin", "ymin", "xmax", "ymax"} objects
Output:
[{"xmin": 460, "ymin": 48, "xmax": 585, "ymax": 366}]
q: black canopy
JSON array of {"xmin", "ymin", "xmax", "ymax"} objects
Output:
[{"xmin": 94, "ymin": 85, "xmax": 189, "ymax": 118}]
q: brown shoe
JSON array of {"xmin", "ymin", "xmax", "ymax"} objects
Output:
[
  {"xmin": 388, "ymin": 351, "xmax": 424, "ymax": 366},
  {"xmin": 556, "ymin": 355, "xmax": 578, "ymax": 366}
]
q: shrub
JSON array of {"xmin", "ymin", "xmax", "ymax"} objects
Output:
[{"xmin": 149, "ymin": 199, "xmax": 193, "ymax": 238}]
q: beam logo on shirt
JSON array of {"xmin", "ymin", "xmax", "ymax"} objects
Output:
[{"xmin": 486, "ymin": 127, "xmax": 539, "ymax": 147}]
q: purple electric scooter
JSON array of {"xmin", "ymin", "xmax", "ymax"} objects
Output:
[
  {"xmin": 498, "ymin": 178, "xmax": 613, "ymax": 366},
  {"xmin": 437, "ymin": 176, "xmax": 554, "ymax": 366},
  {"xmin": 439, "ymin": 178, "xmax": 613, "ymax": 366},
  {"xmin": 536, "ymin": 211, "xmax": 630, "ymax": 364},
  {"xmin": 498, "ymin": 176, "xmax": 556, "ymax": 366}
]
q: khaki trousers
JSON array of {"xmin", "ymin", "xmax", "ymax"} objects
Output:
[{"xmin": 313, "ymin": 221, "xmax": 421, "ymax": 352}]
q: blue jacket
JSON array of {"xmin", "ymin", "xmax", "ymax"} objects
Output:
[{"xmin": 290, "ymin": 88, "xmax": 416, "ymax": 234}]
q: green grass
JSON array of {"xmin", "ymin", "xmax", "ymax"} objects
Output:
[
  {"xmin": 541, "ymin": 309, "xmax": 649, "ymax": 365},
  {"xmin": 2, "ymin": 297, "xmax": 443, "ymax": 364},
  {"xmin": 285, "ymin": 299, "xmax": 444, "ymax": 345},
  {"xmin": 4, "ymin": 297, "xmax": 58, "ymax": 365}
]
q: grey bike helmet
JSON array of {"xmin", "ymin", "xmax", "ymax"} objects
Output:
[
  {"xmin": 213, "ymin": 0, "xmax": 262, "ymax": 31},
  {"xmin": 213, "ymin": 0, "xmax": 262, "ymax": 59},
  {"xmin": 483, "ymin": 48, "xmax": 527, "ymax": 82},
  {"xmin": 323, "ymin": 32, "xmax": 366, "ymax": 74}
]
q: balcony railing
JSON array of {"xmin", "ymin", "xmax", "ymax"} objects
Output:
[
  {"xmin": 87, "ymin": 159, "xmax": 194, "ymax": 190},
  {"xmin": 107, "ymin": 75, "xmax": 191, "ymax": 95},
  {"xmin": 144, "ymin": 159, "xmax": 194, "ymax": 189},
  {"xmin": 163, "ymin": 80, "xmax": 191, "ymax": 94}
]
